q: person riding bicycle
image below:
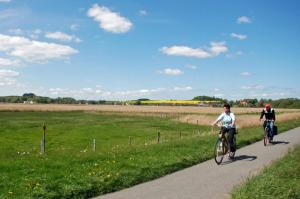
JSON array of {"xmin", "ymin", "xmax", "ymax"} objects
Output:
[
  {"xmin": 212, "ymin": 103, "xmax": 236, "ymax": 153},
  {"xmin": 259, "ymin": 104, "xmax": 276, "ymax": 140}
]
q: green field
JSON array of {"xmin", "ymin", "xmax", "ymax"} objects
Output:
[
  {"xmin": 231, "ymin": 144, "xmax": 300, "ymax": 199},
  {"xmin": 1, "ymin": 111, "xmax": 300, "ymax": 198}
]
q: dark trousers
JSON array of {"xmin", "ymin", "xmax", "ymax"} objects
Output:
[{"xmin": 221, "ymin": 127, "xmax": 236, "ymax": 152}]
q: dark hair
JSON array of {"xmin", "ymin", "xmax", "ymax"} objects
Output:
[{"xmin": 223, "ymin": 103, "xmax": 230, "ymax": 109}]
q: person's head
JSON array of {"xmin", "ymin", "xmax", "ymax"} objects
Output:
[
  {"xmin": 265, "ymin": 103, "xmax": 271, "ymax": 110},
  {"xmin": 223, "ymin": 103, "xmax": 231, "ymax": 113}
]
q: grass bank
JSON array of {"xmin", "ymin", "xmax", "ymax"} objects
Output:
[{"xmin": 231, "ymin": 144, "xmax": 300, "ymax": 199}]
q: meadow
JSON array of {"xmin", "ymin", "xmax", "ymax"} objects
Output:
[{"xmin": 1, "ymin": 105, "xmax": 300, "ymax": 198}]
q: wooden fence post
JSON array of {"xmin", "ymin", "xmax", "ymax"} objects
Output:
[
  {"xmin": 41, "ymin": 123, "xmax": 46, "ymax": 154},
  {"xmin": 129, "ymin": 136, "xmax": 132, "ymax": 146},
  {"xmin": 158, "ymin": 132, "xmax": 160, "ymax": 143},
  {"xmin": 93, "ymin": 139, "xmax": 96, "ymax": 151}
]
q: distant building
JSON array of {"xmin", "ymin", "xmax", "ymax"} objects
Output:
[{"xmin": 23, "ymin": 100, "xmax": 34, "ymax": 104}]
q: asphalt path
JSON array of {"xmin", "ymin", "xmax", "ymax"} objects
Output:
[{"xmin": 94, "ymin": 127, "xmax": 300, "ymax": 199}]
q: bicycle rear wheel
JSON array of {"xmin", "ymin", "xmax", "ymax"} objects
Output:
[{"xmin": 214, "ymin": 138, "xmax": 225, "ymax": 165}]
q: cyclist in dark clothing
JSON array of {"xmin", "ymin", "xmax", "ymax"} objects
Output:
[{"xmin": 259, "ymin": 104, "xmax": 276, "ymax": 140}]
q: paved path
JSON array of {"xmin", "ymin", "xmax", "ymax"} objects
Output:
[{"xmin": 94, "ymin": 127, "xmax": 300, "ymax": 199}]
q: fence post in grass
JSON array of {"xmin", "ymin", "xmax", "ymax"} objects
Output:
[
  {"xmin": 179, "ymin": 131, "xmax": 182, "ymax": 139},
  {"xmin": 41, "ymin": 123, "xmax": 46, "ymax": 154},
  {"xmin": 93, "ymin": 139, "xmax": 96, "ymax": 152},
  {"xmin": 157, "ymin": 132, "xmax": 160, "ymax": 144},
  {"xmin": 129, "ymin": 136, "xmax": 132, "ymax": 146}
]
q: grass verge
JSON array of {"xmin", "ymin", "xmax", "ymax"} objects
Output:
[{"xmin": 231, "ymin": 144, "xmax": 300, "ymax": 199}]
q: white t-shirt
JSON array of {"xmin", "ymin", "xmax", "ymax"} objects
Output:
[{"xmin": 215, "ymin": 112, "xmax": 235, "ymax": 128}]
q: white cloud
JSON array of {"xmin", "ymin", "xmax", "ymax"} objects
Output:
[
  {"xmin": 159, "ymin": 68, "xmax": 184, "ymax": 76},
  {"xmin": 160, "ymin": 42, "xmax": 228, "ymax": 59},
  {"xmin": 139, "ymin": 10, "xmax": 147, "ymax": 16},
  {"xmin": 173, "ymin": 86, "xmax": 192, "ymax": 91},
  {"xmin": 231, "ymin": 33, "xmax": 247, "ymax": 40},
  {"xmin": 160, "ymin": 46, "xmax": 211, "ymax": 58},
  {"xmin": 186, "ymin": 64, "xmax": 197, "ymax": 69},
  {"xmin": 0, "ymin": 57, "xmax": 20, "ymax": 67},
  {"xmin": 214, "ymin": 93, "xmax": 224, "ymax": 98},
  {"xmin": 241, "ymin": 84, "xmax": 264, "ymax": 90},
  {"xmin": 214, "ymin": 88, "xmax": 220, "ymax": 92},
  {"xmin": 209, "ymin": 42, "xmax": 228, "ymax": 56},
  {"xmin": 0, "ymin": 69, "xmax": 19, "ymax": 86},
  {"xmin": 0, "ymin": 0, "xmax": 11, "ymax": 3},
  {"xmin": 70, "ymin": 24, "xmax": 79, "ymax": 31},
  {"xmin": 87, "ymin": 4, "xmax": 133, "ymax": 34},
  {"xmin": 237, "ymin": 16, "xmax": 252, "ymax": 24},
  {"xmin": 240, "ymin": 72, "xmax": 253, "ymax": 76},
  {"xmin": 0, "ymin": 9, "xmax": 17, "ymax": 19},
  {"xmin": 8, "ymin": 29, "xmax": 23, "ymax": 35},
  {"xmin": 0, "ymin": 34, "xmax": 78, "ymax": 63},
  {"xmin": 45, "ymin": 31, "xmax": 81, "ymax": 43}
]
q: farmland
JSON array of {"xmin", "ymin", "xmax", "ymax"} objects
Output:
[{"xmin": 1, "ymin": 104, "xmax": 300, "ymax": 198}]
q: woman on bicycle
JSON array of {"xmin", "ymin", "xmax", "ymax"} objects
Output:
[{"xmin": 212, "ymin": 103, "xmax": 236, "ymax": 153}]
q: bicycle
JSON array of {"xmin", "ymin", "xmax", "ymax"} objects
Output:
[
  {"xmin": 213, "ymin": 125, "xmax": 237, "ymax": 165},
  {"xmin": 263, "ymin": 119, "xmax": 274, "ymax": 146}
]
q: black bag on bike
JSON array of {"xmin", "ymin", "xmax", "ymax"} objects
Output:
[{"xmin": 273, "ymin": 125, "xmax": 278, "ymax": 135}]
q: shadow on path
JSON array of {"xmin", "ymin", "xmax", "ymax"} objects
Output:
[
  {"xmin": 221, "ymin": 155, "xmax": 257, "ymax": 165},
  {"xmin": 271, "ymin": 141, "xmax": 289, "ymax": 145}
]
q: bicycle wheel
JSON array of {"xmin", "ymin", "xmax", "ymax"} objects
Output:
[
  {"xmin": 214, "ymin": 138, "xmax": 225, "ymax": 165},
  {"xmin": 263, "ymin": 129, "xmax": 269, "ymax": 146}
]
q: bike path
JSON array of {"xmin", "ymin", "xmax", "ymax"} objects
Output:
[{"xmin": 94, "ymin": 127, "xmax": 300, "ymax": 199}]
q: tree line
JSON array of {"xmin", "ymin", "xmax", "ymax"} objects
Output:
[{"xmin": 0, "ymin": 93, "xmax": 300, "ymax": 108}]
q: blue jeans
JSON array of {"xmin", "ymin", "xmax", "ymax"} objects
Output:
[{"xmin": 263, "ymin": 121, "xmax": 274, "ymax": 138}]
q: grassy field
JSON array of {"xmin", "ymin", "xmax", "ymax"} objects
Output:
[
  {"xmin": 1, "ymin": 111, "xmax": 300, "ymax": 198},
  {"xmin": 231, "ymin": 144, "xmax": 300, "ymax": 199}
]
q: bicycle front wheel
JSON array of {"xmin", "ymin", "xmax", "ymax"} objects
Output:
[
  {"xmin": 264, "ymin": 129, "xmax": 269, "ymax": 146},
  {"xmin": 214, "ymin": 138, "xmax": 225, "ymax": 165}
]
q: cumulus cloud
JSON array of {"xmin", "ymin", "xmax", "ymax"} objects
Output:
[
  {"xmin": 8, "ymin": 29, "xmax": 23, "ymax": 35},
  {"xmin": 139, "ymin": 10, "xmax": 147, "ymax": 16},
  {"xmin": 0, "ymin": 69, "xmax": 19, "ymax": 86},
  {"xmin": 87, "ymin": 4, "xmax": 133, "ymax": 34},
  {"xmin": 159, "ymin": 68, "xmax": 184, "ymax": 76},
  {"xmin": 45, "ymin": 31, "xmax": 81, "ymax": 43},
  {"xmin": 160, "ymin": 42, "xmax": 228, "ymax": 59},
  {"xmin": 0, "ymin": 34, "xmax": 78, "ymax": 63},
  {"xmin": 231, "ymin": 33, "xmax": 247, "ymax": 40},
  {"xmin": 186, "ymin": 64, "xmax": 197, "ymax": 69},
  {"xmin": 237, "ymin": 16, "xmax": 252, "ymax": 24},
  {"xmin": 173, "ymin": 86, "xmax": 192, "ymax": 91},
  {"xmin": 70, "ymin": 24, "xmax": 79, "ymax": 31},
  {"xmin": 0, "ymin": 57, "xmax": 20, "ymax": 67},
  {"xmin": 240, "ymin": 72, "xmax": 253, "ymax": 76},
  {"xmin": 0, "ymin": 9, "xmax": 18, "ymax": 19},
  {"xmin": 241, "ymin": 84, "xmax": 264, "ymax": 90}
]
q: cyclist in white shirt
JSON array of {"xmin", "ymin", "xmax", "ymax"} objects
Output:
[{"xmin": 212, "ymin": 103, "xmax": 236, "ymax": 153}]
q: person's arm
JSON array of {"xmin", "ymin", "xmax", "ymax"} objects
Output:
[
  {"xmin": 231, "ymin": 113, "xmax": 236, "ymax": 126},
  {"xmin": 259, "ymin": 110, "xmax": 264, "ymax": 120},
  {"xmin": 212, "ymin": 113, "xmax": 224, "ymax": 126}
]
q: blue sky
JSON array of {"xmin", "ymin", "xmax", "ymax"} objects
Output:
[{"xmin": 0, "ymin": 0, "xmax": 299, "ymax": 100}]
